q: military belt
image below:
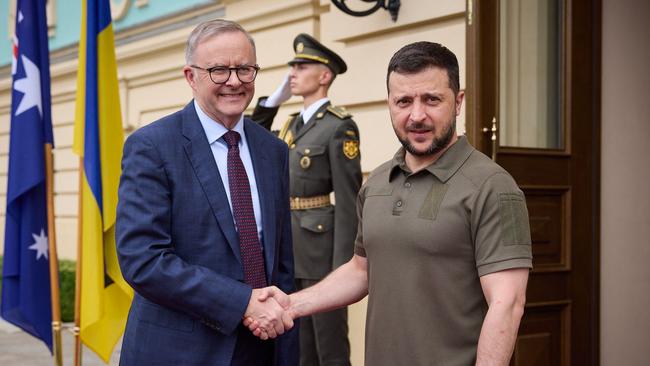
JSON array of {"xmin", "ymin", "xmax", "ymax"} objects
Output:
[{"xmin": 290, "ymin": 195, "xmax": 331, "ymax": 210}]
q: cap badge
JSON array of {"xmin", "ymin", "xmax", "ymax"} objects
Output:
[{"xmin": 296, "ymin": 42, "xmax": 304, "ymax": 53}]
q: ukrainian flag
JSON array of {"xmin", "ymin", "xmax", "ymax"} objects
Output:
[{"xmin": 73, "ymin": 0, "xmax": 133, "ymax": 362}]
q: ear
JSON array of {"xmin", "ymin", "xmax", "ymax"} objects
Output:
[
  {"xmin": 455, "ymin": 90, "xmax": 465, "ymax": 116},
  {"xmin": 183, "ymin": 66, "xmax": 197, "ymax": 91},
  {"xmin": 319, "ymin": 68, "xmax": 334, "ymax": 86}
]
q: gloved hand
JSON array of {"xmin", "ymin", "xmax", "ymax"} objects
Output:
[{"xmin": 262, "ymin": 73, "xmax": 292, "ymax": 107}]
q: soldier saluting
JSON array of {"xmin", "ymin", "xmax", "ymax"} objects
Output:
[{"xmin": 252, "ymin": 33, "xmax": 361, "ymax": 366}]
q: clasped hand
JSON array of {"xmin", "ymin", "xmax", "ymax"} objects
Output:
[{"xmin": 243, "ymin": 286, "xmax": 294, "ymax": 340}]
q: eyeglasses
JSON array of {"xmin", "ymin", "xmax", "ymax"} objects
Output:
[{"xmin": 190, "ymin": 64, "xmax": 260, "ymax": 84}]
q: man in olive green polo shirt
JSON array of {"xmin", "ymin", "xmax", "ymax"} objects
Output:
[{"xmin": 246, "ymin": 41, "xmax": 532, "ymax": 366}]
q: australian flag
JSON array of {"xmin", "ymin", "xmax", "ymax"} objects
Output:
[{"xmin": 1, "ymin": 0, "xmax": 54, "ymax": 352}]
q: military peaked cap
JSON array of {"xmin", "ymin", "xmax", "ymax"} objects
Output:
[{"xmin": 288, "ymin": 33, "xmax": 347, "ymax": 75}]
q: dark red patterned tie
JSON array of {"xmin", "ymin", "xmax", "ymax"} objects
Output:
[{"xmin": 223, "ymin": 130, "xmax": 267, "ymax": 288}]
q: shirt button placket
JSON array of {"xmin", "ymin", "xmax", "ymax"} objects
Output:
[{"xmin": 393, "ymin": 198, "xmax": 404, "ymax": 215}]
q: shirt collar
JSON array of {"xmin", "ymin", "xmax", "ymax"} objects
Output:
[
  {"xmin": 389, "ymin": 135, "xmax": 474, "ymax": 183},
  {"xmin": 194, "ymin": 99, "xmax": 245, "ymax": 145},
  {"xmin": 301, "ymin": 97, "xmax": 329, "ymax": 123}
]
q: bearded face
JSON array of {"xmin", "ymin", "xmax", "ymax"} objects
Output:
[
  {"xmin": 394, "ymin": 115, "xmax": 456, "ymax": 157},
  {"xmin": 387, "ymin": 67, "xmax": 464, "ymax": 162}
]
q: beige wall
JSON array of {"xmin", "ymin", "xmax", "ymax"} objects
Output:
[
  {"xmin": 0, "ymin": 1, "xmax": 467, "ymax": 365},
  {"xmin": 233, "ymin": 0, "xmax": 467, "ymax": 170},
  {"xmin": 0, "ymin": 0, "xmax": 467, "ymax": 254},
  {"xmin": 601, "ymin": 0, "xmax": 650, "ymax": 365}
]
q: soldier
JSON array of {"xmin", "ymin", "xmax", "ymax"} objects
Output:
[{"xmin": 251, "ymin": 33, "xmax": 361, "ymax": 366}]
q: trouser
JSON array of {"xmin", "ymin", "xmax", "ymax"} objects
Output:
[
  {"xmin": 296, "ymin": 278, "xmax": 351, "ymax": 366},
  {"xmin": 231, "ymin": 323, "xmax": 274, "ymax": 366}
]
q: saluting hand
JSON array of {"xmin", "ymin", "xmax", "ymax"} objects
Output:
[{"xmin": 263, "ymin": 73, "xmax": 292, "ymax": 108}]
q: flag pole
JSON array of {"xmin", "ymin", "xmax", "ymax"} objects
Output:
[
  {"xmin": 73, "ymin": 157, "xmax": 84, "ymax": 366},
  {"xmin": 45, "ymin": 143, "xmax": 62, "ymax": 366}
]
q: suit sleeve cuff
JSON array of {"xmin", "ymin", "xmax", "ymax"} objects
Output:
[{"xmin": 205, "ymin": 281, "xmax": 252, "ymax": 335}]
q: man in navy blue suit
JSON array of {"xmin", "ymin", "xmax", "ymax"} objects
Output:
[{"xmin": 116, "ymin": 19, "xmax": 297, "ymax": 366}]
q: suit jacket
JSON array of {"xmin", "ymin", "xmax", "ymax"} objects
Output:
[
  {"xmin": 116, "ymin": 102, "xmax": 298, "ymax": 366},
  {"xmin": 252, "ymin": 99, "xmax": 361, "ymax": 279}
]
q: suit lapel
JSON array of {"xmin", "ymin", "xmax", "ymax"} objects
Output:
[
  {"xmin": 245, "ymin": 119, "xmax": 276, "ymax": 282},
  {"xmin": 181, "ymin": 102, "xmax": 242, "ymax": 264},
  {"xmin": 292, "ymin": 102, "xmax": 330, "ymax": 143}
]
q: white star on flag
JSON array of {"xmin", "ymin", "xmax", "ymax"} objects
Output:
[
  {"xmin": 13, "ymin": 55, "xmax": 42, "ymax": 117},
  {"xmin": 28, "ymin": 228, "xmax": 49, "ymax": 261}
]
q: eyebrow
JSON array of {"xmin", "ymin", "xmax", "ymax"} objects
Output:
[
  {"xmin": 206, "ymin": 62, "xmax": 256, "ymax": 68},
  {"xmin": 391, "ymin": 91, "xmax": 445, "ymax": 100},
  {"xmin": 422, "ymin": 91, "xmax": 445, "ymax": 99}
]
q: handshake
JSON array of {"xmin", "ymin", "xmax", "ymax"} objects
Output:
[{"xmin": 242, "ymin": 286, "xmax": 297, "ymax": 340}]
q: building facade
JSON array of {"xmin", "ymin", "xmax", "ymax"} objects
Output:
[{"xmin": 1, "ymin": 0, "xmax": 648, "ymax": 365}]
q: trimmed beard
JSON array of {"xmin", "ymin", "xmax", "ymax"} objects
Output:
[{"xmin": 397, "ymin": 118, "xmax": 456, "ymax": 157}]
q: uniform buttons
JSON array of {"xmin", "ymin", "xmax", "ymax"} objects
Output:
[
  {"xmin": 404, "ymin": 182, "xmax": 411, "ymax": 188},
  {"xmin": 290, "ymin": 144, "xmax": 296, "ymax": 149},
  {"xmin": 304, "ymin": 148, "xmax": 311, "ymax": 154},
  {"xmin": 317, "ymin": 224, "xmax": 324, "ymax": 231},
  {"xmin": 396, "ymin": 200, "xmax": 403, "ymax": 207}
]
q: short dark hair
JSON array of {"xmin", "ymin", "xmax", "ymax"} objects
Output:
[{"xmin": 386, "ymin": 41, "xmax": 460, "ymax": 95}]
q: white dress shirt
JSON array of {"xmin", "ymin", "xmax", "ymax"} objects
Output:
[
  {"xmin": 300, "ymin": 97, "xmax": 329, "ymax": 125},
  {"xmin": 194, "ymin": 100, "xmax": 263, "ymax": 241}
]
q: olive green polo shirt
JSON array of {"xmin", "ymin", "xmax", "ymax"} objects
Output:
[{"xmin": 354, "ymin": 136, "xmax": 532, "ymax": 366}]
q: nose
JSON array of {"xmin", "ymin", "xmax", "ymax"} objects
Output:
[
  {"xmin": 410, "ymin": 100, "xmax": 426, "ymax": 122},
  {"xmin": 289, "ymin": 65, "xmax": 298, "ymax": 78},
  {"xmin": 224, "ymin": 69, "xmax": 242, "ymax": 87}
]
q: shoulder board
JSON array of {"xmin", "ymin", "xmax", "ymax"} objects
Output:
[
  {"xmin": 326, "ymin": 105, "xmax": 352, "ymax": 119},
  {"xmin": 278, "ymin": 114, "xmax": 297, "ymax": 142}
]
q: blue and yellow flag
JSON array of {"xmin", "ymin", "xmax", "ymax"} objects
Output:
[
  {"xmin": 73, "ymin": 0, "xmax": 133, "ymax": 361},
  {"xmin": 2, "ymin": 0, "xmax": 54, "ymax": 353}
]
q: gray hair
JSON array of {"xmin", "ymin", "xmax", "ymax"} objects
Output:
[{"xmin": 185, "ymin": 19, "xmax": 256, "ymax": 64}]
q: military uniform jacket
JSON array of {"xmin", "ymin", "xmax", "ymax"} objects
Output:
[{"xmin": 252, "ymin": 100, "xmax": 362, "ymax": 279}]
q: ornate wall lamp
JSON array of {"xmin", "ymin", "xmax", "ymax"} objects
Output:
[{"xmin": 330, "ymin": 0, "xmax": 401, "ymax": 22}]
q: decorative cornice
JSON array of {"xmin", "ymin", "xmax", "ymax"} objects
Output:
[{"xmin": 111, "ymin": 0, "xmax": 131, "ymax": 21}]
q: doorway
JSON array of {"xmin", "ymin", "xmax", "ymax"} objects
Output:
[{"xmin": 466, "ymin": 0, "xmax": 601, "ymax": 364}]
